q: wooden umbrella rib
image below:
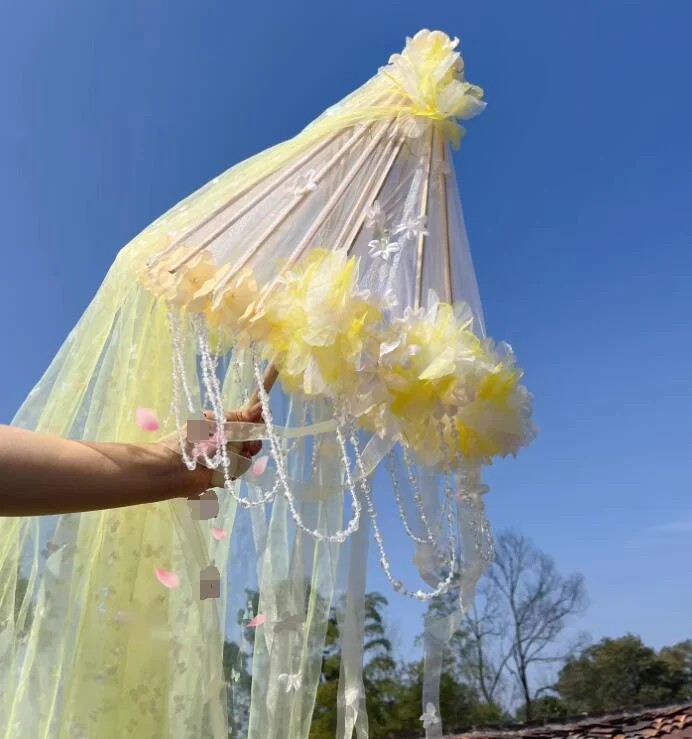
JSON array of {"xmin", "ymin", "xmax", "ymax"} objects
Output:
[
  {"xmin": 211, "ymin": 126, "xmax": 369, "ymax": 298},
  {"xmin": 414, "ymin": 126, "xmax": 436, "ymax": 310},
  {"xmin": 438, "ymin": 136, "xmax": 453, "ymax": 304},
  {"xmin": 247, "ymin": 364, "xmax": 280, "ymax": 407},
  {"xmin": 380, "ymin": 168, "xmax": 415, "ymax": 214},
  {"xmin": 160, "ymin": 90, "xmax": 400, "ymax": 274},
  {"xmin": 339, "ymin": 136, "xmax": 403, "ymax": 254},
  {"xmin": 168, "ymin": 128, "xmax": 361, "ymax": 275},
  {"xmin": 249, "ymin": 124, "xmax": 397, "ymax": 398},
  {"xmin": 331, "ymin": 137, "xmax": 394, "ymax": 250},
  {"xmin": 149, "ymin": 131, "xmax": 343, "ymax": 270},
  {"xmin": 218, "ymin": 95, "xmax": 402, "ymax": 402},
  {"xmin": 253, "ymin": 120, "xmax": 394, "ymax": 312}
]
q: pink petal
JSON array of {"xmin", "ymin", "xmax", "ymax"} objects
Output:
[
  {"xmin": 247, "ymin": 613, "xmax": 266, "ymax": 628},
  {"xmin": 136, "ymin": 407, "xmax": 160, "ymax": 432},
  {"xmin": 211, "ymin": 527, "xmax": 227, "ymax": 541},
  {"xmin": 252, "ymin": 455, "xmax": 269, "ymax": 476},
  {"xmin": 154, "ymin": 567, "xmax": 180, "ymax": 589}
]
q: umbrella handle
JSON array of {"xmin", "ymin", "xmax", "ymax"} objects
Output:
[{"xmin": 247, "ymin": 363, "xmax": 279, "ymax": 408}]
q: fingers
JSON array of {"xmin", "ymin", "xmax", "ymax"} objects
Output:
[
  {"xmin": 226, "ymin": 402, "xmax": 263, "ymax": 424},
  {"xmin": 200, "ymin": 405, "xmax": 264, "ymax": 458}
]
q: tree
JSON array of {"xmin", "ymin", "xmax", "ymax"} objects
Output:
[
  {"xmin": 557, "ymin": 635, "xmax": 688, "ymax": 712},
  {"xmin": 222, "ymin": 589, "xmax": 261, "ymax": 737},
  {"xmin": 468, "ymin": 700, "xmax": 506, "ymax": 727},
  {"xmin": 362, "ymin": 593, "xmax": 399, "ymax": 735},
  {"xmin": 223, "ymin": 639, "xmax": 252, "ymax": 737},
  {"xmin": 515, "ymin": 695, "xmax": 568, "ymax": 723},
  {"xmin": 486, "ymin": 531, "xmax": 586, "ymax": 721},
  {"xmin": 659, "ymin": 640, "xmax": 692, "ymax": 700},
  {"xmin": 423, "ymin": 577, "xmax": 510, "ymax": 704},
  {"xmin": 394, "ymin": 658, "xmax": 483, "ymax": 733},
  {"xmin": 459, "ymin": 583, "xmax": 513, "ymax": 707}
]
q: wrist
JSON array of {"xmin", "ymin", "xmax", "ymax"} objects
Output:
[{"xmin": 163, "ymin": 445, "xmax": 213, "ymax": 498}]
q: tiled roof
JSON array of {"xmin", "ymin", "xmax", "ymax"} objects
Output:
[{"xmin": 454, "ymin": 704, "xmax": 692, "ymax": 739}]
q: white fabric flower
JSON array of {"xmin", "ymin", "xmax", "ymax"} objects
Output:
[
  {"xmin": 393, "ymin": 214, "xmax": 428, "ymax": 241},
  {"xmin": 435, "ymin": 159, "xmax": 452, "ymax": 177},
  {"xmin": 368, "ymin": 235, "xmax": 401, "ymax": 261},
  {"xmin": 293, "ymin": 170, "xmax": 319, "ymax": 196},
  {"xmin": 420, "ymin": 702, "xmax": 441, "ymax": 730}
]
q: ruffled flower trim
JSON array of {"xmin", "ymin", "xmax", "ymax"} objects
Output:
[{"xmin": 139, "ymin": 247, "xmax": 535, "ymax": 469}]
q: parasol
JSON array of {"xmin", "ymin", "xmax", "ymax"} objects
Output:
[{"xmin": 0, "ymin": 30, "xmax": 535, "ymax": 739}]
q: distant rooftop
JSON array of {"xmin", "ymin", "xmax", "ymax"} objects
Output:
[{"xmin": 451, "ymin": 703, "xmax": 692, "ymax": 739}]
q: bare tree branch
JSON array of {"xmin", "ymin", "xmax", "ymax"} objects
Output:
[{"xmin": 485, "ymin": 531, "xmax": 586, "ymax": 721}]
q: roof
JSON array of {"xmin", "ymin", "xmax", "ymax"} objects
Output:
[{"xmin": 454, "ymin": 704, "xmax": 692, "ymax": 739}]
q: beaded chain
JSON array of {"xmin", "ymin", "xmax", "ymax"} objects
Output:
[
  {"xmin": 387, "ymin": 452, "xmax": 429, "ymax": 545},
  {"xmin": 346, "ymin": 424, "xmax": 457, "ymax": 601},
  {"xmin": 252, "ymin": 350, "xmax": 362, "ymax": 543},
  {"xmin": 162, "ymin": 313, "xmax": 492, "ymax": 601}
]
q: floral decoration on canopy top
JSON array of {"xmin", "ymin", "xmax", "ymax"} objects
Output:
[{"xmin": 382, "ymin": 29, "xmax": 487, "ymax": 145}]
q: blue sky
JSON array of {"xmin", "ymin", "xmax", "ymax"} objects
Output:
[{"xmin": 2, "ymin": 0, "xmax": 692, "ymax": 662}]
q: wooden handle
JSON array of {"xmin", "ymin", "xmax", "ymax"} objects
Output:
[{"xmin": 247, "ymin": 363, "xmax": 279, "ymax": 408}]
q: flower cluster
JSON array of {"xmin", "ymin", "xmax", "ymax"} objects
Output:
[
  {"xmin": 138, "ymin": 246, "xmax": 535, "ymax": 468},
  {"xmin": 254, "ymin": 248, "xmax": 383, "ymax": 397},
  {"xmin": 137, "ymin": 246, "xmax": 260, "ymax": 348},
  {"xmin": 252, "ymin": 250, "xmax": 534, "ymax": 467},
  {"xmin": 381, "ymin": 30, "xmax": 487, "ymax": 145},
  {"xmin": 356, "ymin": 296, "xmax": 534, "ymax": 467}
]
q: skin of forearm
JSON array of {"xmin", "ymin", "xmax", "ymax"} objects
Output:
[{"xmin": 0, "ymin": 425, "xmax": 211, "ymax": 516}]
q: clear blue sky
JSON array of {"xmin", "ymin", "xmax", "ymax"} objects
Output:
[{"xmin": 2, "ymin": 0, "xmax": 692, "ymax": 659}]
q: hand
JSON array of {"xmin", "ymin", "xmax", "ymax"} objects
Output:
[
  {"xmin": 158, "ymin": 403, "xmax": 265, "ymax": 497},
  {"xmin": 202, "ymin": 403, "xmax": 263, "ymax": 461}
]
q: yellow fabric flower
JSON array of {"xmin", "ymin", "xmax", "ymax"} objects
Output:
[
  {"xmin": 158, "ymin": 250, "xmax": 217, "ymax": 307},
  {"xmin": 186, "ymin": 268, "xmax": 261, "ymax": 348},
  {"xmin": 380, "ymin": 298, "xmax": 483, "ymax": 421},
  {"xmin": 137, "ymin": 239, "xmax": 535, "ymax": 469},
  {"xmin": 370, "ymin": 297, "xmax": 535, "ymax": 467},
  {"xmin": 454, "ymin": 342, "xmax": 536, "ymax": 463},
  {"xmin": 259, "ymin": 248, "xmax": 382, "ymax": 398},
  {"xmin": 382, "ymin": 29, "xmax": 486, "ymax": 146}
]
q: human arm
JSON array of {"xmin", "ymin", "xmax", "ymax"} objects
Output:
[{"xmin": 0, "ymin": 404, "xmax": 262, "ymax": 517}]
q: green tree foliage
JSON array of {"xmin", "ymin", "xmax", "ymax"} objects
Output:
[
  {"xmin": 515, "ymin": 695, "xmax": 568, "ymax": 723},
  {"xmin": 392, "ymin": 660, "xmax": 494, "ymax": 737},
  {"xmin": 659, "ymin": 640, "xmax": 692, "ymax": 699},
  {"xmin": 556, "ymin": 635, "xmax": 689, "ymax": 712},
  {"xmin": 218, "ymin": 545, "xmax": 692, "ymax": 734},
  {"xmin": 310, "ymin": 592, "xmax": 400, "ymax": 739}
]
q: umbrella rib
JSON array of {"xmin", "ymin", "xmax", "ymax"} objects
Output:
[
  {"xmin": 161, "ymin": 91, "xmax": 401, "ymax": 274},
  {"xmin": 246, "ymin": 124, "xmax": 399, "ymax": 404},
  {"xmin": 149, "ymin": 130, "xmax": 343, "ymax": 270},
  {"xmin": 252, "ymin": 120, "xmax": 394, "ymax": 311},
  {"xmin": 380, "ymin": 167, "xmax": 415, "ymax": 214},
  {"xmin": 438, "ymin": 135, "xmax": 453, "ymax": 304},
  {"xmin": 331, "ymin": 136, "xmax": 395, "ymax": 251},
  {"xmin": 210, "ymin": 125, "xmax": 370, "ymax": 297},
  {"xmin": 168, "ymin": 128, "xmax": 361, "ymax": 275},
  {"xmin": 342, "ymin": 136, "xmax": 404, "ymax": 254},
  {"xmin": 414, "ymin": 126, "xmax": 436, "ymax": 310},
  {"xmin": 247, "ymin": 364, "xmax": 280, "ymax": 407}
]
